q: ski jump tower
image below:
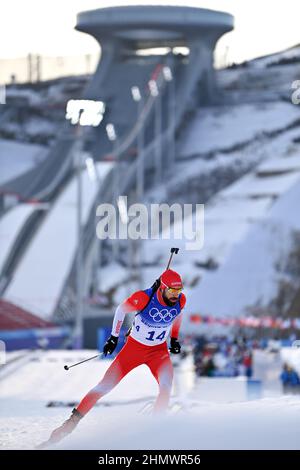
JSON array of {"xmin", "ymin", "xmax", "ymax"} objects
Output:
[{"xmin": 75, "ymin": 5, "xmax": 234, "ymax": 162}]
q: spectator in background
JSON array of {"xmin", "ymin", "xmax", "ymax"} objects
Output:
[
  {"xmin": 280, "ymin": 363, "xmax": 300, "ymax": 394},
  {"xmin": 193, "ymin": 335, "xmax": 256, "ymax": 378},
  {"xmin": 202, "ymin": 355, "xmax": 216, "ymax": 377},
  {"xmin": 243, "ymin": 351, "xmax": 253, "ymax": 378}
]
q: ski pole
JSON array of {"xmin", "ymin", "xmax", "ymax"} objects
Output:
[
  {"xmin": 166, "ymin": 247, "xmax": 179, "ymax": 270},
  {"xmin": 64, "ymin": 353, "xmax": 103, "ymax": 371}
]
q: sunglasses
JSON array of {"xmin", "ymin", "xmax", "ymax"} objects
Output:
[{"xmin": 166, "ymin": 287, "xmax": 183, "ymax": 295}]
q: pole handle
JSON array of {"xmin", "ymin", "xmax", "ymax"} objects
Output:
[{"xmin": 166, "ymin": 247, "xmax": 179, "ymax": 270}]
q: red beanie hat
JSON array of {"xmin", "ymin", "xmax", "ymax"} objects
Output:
[{"xmin": 160, "ymin": 269, "xmax": 183, "ymax": 289}]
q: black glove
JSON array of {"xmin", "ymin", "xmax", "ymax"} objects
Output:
[
  {"xmin": 170, "ymin": 337, "xmax": 181, "ymax": 354},
  {"xmin": 103, "ymin": 335, "xmax": 118, "ymax": 356}
]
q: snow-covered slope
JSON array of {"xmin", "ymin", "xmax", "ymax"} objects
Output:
[
  {"xmin": 251, "ymin": 44, "xmax": 300, "ymax": 69},
  {"xmin": 190, "ymin": 178, "xmax": 300, "ymax": 316},
  {"xmin": 217, "ymin": 44, "xmax": 300, "ymax": 105},
  {"xmin": 0, "ymin": 349, "xmax": 299, "ymax": 450},
  {"xmin": 62, "ymin": 396, "xmax": 300, "ymax": 450},
  {"xmin": 178, "ymin": 102, "xmax": 300, "ymax": 158}
]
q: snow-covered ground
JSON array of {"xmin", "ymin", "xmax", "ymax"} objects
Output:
[
  {"xmin": 66, "ymin": 396, "xmax": 300, "ymax": 450},
  {"xmin": 0, "ymin": 349, "xmax": 299, "ymax": 450},
  {"xmin": 257, "ymin": 154, "xmax": 300, "ymax": 174}
]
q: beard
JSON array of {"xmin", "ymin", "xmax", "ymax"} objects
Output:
[{"xmin": 162, "ymin": 291, "xmax": 178, "ymax": 306}]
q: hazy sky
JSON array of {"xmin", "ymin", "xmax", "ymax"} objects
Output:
[{"xmin": 1, "ymin": 0, "xmax": 299, "ymax": 63}]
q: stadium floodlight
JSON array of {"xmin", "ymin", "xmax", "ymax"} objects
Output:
[
  {"xmin": 66, "ymin": 99, "xmax": 105, "ymax": 127},
  {"xmin": 106, "ymin": 123, "xmax": 117, "ymax": 141},
  {"xmin": 172, "ymin": 46, "xmax": 190, "ymax": 56},
  {"xmin": 131, "ymin": 86, "xmax": 142, "ymax": 102},
  {"xmin": 148, "ymin": 79, "xmax": 159, "ymax": 97},
  {"xmin": 163, "ymin": 66, "xmax": 173, "ymax": 82}
]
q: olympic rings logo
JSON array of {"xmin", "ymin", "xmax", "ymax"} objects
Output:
[{"xmin": 148, "ymin": 307, "xmax": 178, "ymax": 323}]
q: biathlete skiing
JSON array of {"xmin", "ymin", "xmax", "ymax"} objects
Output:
[{"xmin": 41, "ymin": 248, "xmax": 186, "ymax": 446}]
